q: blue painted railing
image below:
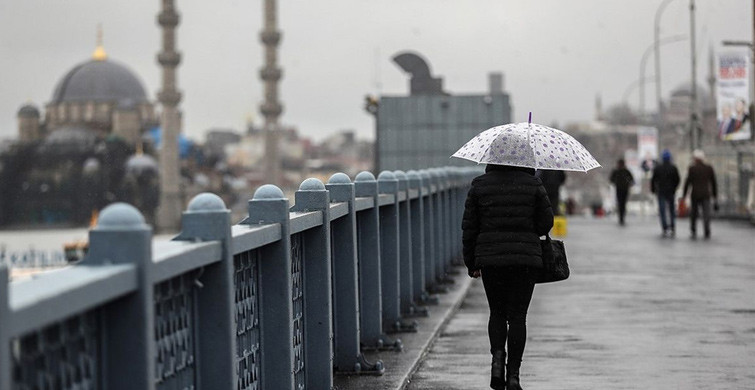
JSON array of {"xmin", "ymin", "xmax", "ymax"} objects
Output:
[{"xmin": 0, "ymin": 166, "xmax": 479, "ymax": 390}]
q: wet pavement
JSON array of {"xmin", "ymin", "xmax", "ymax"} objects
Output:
[{"xmin": 405, "ymin": 216, "xmax": 755, "ymax": 389}]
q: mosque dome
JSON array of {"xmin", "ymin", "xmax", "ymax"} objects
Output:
[
  {"xmin": 125, "ymin": 154, "xmax": 158, "ymax": 174},
  {"xmin": 669, "ymin": 82, "xmax": 714, "ymax": 109},
  {"xmin": 17, "ymin": 104, "xmax": 40, "ymax": 118},
  {"xmin": 50, "ymin": 58, "xmax": 148, "ymax": 104},
  {"xmin": 39, "ymin": 126, "xmax": 98, "ymax": 154}
]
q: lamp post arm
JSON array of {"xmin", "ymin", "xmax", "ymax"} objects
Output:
[
  {"xmin": 641, "ymin": 34, "xmax": 687, "ymax": 117},
  {"xmin": 655, "ymin": 0, "xmax": 677, "ymax": 121}
]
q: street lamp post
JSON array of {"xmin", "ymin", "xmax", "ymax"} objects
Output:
[
  {"xmin": 655, "ymin": 0, "xmax": 677, "ymax": 122},
  {"xmin": 689, "ymin": 0, "xmax": 699, "ymax": 152},
  {"xmin": 640, "ymin": 35, "xmax": 687, "ymax": 119},
  {"xmin": 624, "ymin": 76, "xmax": 656, "ymax": 106}
]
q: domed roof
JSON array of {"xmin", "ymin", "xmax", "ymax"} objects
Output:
[
  {"xmin": 125, "ymin": 154, "xmax": 158, "ymax": 174},
  {"xmin": 18, "ymin": 104, "xmax": 40, "ymax": 118},
  {"xmin": 50, "ymin": 58, "xmax": 148, "ymax": 104},
  {"xmin": 39, "ymin": 126, "xmax": 99, "ymax": 154},
  {"xmin": 669, "ymin": 82, "xmax": 714, "ymax": 108}
]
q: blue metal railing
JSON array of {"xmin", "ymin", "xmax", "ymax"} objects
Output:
[{"xmin": 0, "ymin": 166, "xmax": 479, "ymax": 390}]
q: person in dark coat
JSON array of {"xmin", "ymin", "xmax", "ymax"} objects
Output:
[
  {"xmin": 683, "ymin": 149, "xmax": 718, "ymax": 239},
  {"xmin": 536, "ymin": 169, "xmax": 566, "ymax": 215},
  {"xmin": 609, "ymin": 159, "xmax": 635, "ymax": 225},
  {"xmin": 651, "ymin": 149, "xmax": 681, "ymax": 237},
  {"xmin": 462, "ymin": 164, "xmax": 554, "ymax": 390}
]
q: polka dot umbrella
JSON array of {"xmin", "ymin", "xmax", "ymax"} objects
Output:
[{"xmin": 451, "ymin": 115, "xmax": 601, "ymax": 172}]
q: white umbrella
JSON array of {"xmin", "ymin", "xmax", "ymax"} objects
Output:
[{"xmin": 451, "ymin": 119, "xmax": 601, "ymax": 172}]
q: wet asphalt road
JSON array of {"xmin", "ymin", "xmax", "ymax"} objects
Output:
[{"xmin": 406, "ymin": 216, "xmax": 755, "ymax": 389}]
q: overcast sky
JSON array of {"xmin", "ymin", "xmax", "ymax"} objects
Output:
[{"xmin": 0, "ymin": 0, "xmax": 751, "ymax": 143}]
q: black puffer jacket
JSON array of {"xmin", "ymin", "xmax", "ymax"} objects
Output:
[{"xmin": 462, "ymin": 165, "xmax": 554, "ymax": 272}]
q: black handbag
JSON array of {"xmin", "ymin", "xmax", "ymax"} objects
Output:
[{"xmin": 536, "ymin": 235, "xmax": 569, "ymax": 284}]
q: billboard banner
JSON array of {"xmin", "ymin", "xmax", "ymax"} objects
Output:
[
  {"xmin": 716, "ymin": 50, "xmax": 751, "ymax": 141},
  {"xmin": 623, "ymin": 149, "xmax": 642, "ymax": 191},
  {"xmin": 637, "ymin": 126, "xmax": 658, "ymax": 161}
]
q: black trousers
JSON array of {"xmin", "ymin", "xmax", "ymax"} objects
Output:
[
  {"xmin": 616, "ymin": 189, "xmax": 629, "ymax": 223},
  {"xmin": 689, "ymin": 197, "xmax": 711, "ymax": 235},
  {"xmin": 481, "ymin": 267, "xmax": 535, "ymax": 371}
]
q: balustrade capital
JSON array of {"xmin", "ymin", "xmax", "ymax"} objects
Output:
[
  {"xmin": 292, "ymin": 178, "xmax": 330, "ymax": 213},
  {"xmin": 85, "ymin": 202, "xmax": 152, "ymax": 266},
  {"xmin": 354, "ymin": 171, "xmax": 378, "ymax": 198},
  {"xmin": 406, "ymin": 170, "xmax": 422, "ymax": 190},
  {"xmin": 243, "ymin": 185, "xmax": 289, "ymax": 225},
  {"xmin": 326, "ymin": 173, "xmax": 355, "ymax": 203},
  {"xmin": 393, "ymin": 170, "xmax": 408, "ymax": 191},
  {"xmin": 175, "ymin": 193, "xmax": 230, "ymax": 242},
  {"xmin": 378, "ymin": 171, "xmax": 398, "ymax": 194}
]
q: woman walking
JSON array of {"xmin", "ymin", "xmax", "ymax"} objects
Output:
[{"xmin": 462, "ymin": 164, "xmax": 554, "ymax": 390}]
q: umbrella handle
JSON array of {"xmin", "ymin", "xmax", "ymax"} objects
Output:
[{"xmin": 528, "ymin": 112, "xmax": 532, "ymax": 124}]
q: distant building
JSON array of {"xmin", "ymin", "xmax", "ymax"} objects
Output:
[
  {"xmin": 0, "ymin": 38, "xmax": 160, "ymax": 226},
  {"xmin": 373, "ymin": 52, "xmax": 511, "ymax": 171},
  {"xmin": 309, "ymin": 130, "xmax": 373, "ymax": 177},
  {"xmin": 18, "ymin": 41, "xmax": 156, "ymax": 146},
  {"xmin": 204, "ymin": 129, "xmax": 242, "ymax": 161}
]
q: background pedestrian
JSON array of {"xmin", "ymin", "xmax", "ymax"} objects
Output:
[
  {"xmin": 462, "ymin": 164, "xmax": 554, "ymax": 390},
  {"xmin": 536, "ymin": 169, "xmax": 566, "ymax": 215},
  {"xmin": 609, "ymin": 159, "xmax": 634, "ymax": 226},
  {"xmin": 650, "ymin": 149, "xmax": 680, "ymax": 237},
  {"xmin": 683, "ymin": 149, "xmax": 718, "ymax": 239}
]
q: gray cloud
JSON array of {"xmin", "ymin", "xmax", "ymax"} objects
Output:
[{"xmin": 0, "ymin": 0, "xmax": 750, "ymax": 142}]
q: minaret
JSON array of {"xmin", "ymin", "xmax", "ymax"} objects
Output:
[
  {"xmin": 595, "ymin": 93, "xmax": 603, "ymax": 121},
  {"xmin": 260, "ymin": 0, "xmax": 283, "ymax": 185},
  {"xmin": 156, "ymin": 0, "xmax": 183, "ymax": 232},
  {"xmin": 706, "ymin": 45, "xmax": 716, "ymax": 103}
]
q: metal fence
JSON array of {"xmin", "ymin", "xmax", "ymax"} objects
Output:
[
  {"xmin": 0, "ymin": 166, "xmax": 479, "ymax": 390},
  {"xmin": 704, "ymin": 150, "xmax": 755, "ymax": 219}
]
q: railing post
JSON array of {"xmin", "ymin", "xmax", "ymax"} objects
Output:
[
  {"xmin": 439, "ymin": 169, "xmax": 453, "ymax": 274},
  {"xmin": 0, "ymin": 266, "xmax": 9, "ymax": 390},
  {"xmin": 326, "ymin": 173, "xmax": 384, "ymax": 375},
  {"xmin": 407, "ymin": 170, "xmax": 436, "ymax": 307},
  {"xmin": 454, "ymin": 168, "xmax": 466, "ymax": 263},
  {"xmin": 243, "ymin": 185, "xmax": 294, "ymax": 389},
  {"xmin": 443, "ymin": 169, "xmax": 458, "ymax": 267},
  {"xmin": 429, "ymin": 169, "xmax": 447, "ymax": 285},
  {"xmin": 452, "ymin": 169, "xmax": 463, "ymax": 264},
  {"xmin": 84, "ymin": 203, "xmax": 155, "ymax": 390},
  {"xmin": 421, "ymin": 170, "xmax": 441, "ymax": 294},
  {"xmin": 446, "ymin": 169, "xmax": 456, "ymax": 263},
  {"xmin": 378, "ymin": 171, "xmax": 417, "ymax": 333},
  {"xmin": 393, "ymin": 170, "xmax": 415, "ymax": 316},
  {"xmin": 173, "ymin": 193, "xmax": 236, "ymax": 389},
  {"xmin": 354, "ymin": 172, "xmax": 402, "ymax": 351},
  {"xmin": 291, "ymin": 178, "xmax": 334, "ymax": 390}
]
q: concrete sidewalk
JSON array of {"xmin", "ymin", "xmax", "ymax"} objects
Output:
[
  {"xmin": 406, "ymin": 216, "xmax": 755, "ymax": 389},
  {"xmin": 334, "ymin": 265, "xmax": 474, "ymax": 390}
]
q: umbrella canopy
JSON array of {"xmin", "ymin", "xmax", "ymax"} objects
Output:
[{"xmin": 452, "ymin": 122, "xmax": 601, "ymax": 172}]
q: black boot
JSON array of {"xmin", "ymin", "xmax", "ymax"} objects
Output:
[
  {"xmin": 506, "ymin": 368, "xmax": 523, "ymax": 390},
  {"xmin": 490, "ymin": 350, "xmax": 506, "ymax": 389}
]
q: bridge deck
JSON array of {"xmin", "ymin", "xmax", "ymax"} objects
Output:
[{"xmin": 405, "ymin": 216, "xmax": 755, "ymax": 389}]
